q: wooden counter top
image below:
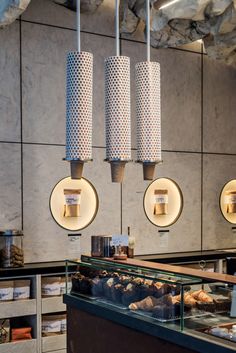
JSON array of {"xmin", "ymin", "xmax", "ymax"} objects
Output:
[{"xmin": 81, "ymin": 255, "xmax": 236, "ymax": 285}]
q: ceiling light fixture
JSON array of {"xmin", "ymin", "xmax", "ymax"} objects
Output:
[
  {"xmin": 104, "ymin": 0, "xmax": 132, "ymax": 183},
  {"xmin": 64, "ymin": 0, "xmax": 93, "ymax": 179},
  {"xmin": 136, "ymin": 0, "xmax": 162, "ymax": 181}
]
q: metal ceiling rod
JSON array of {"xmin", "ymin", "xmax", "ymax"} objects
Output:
[
  {"xmin": 77, "ymin": 0, "xmax": 81, "ymax": 52},
  {"xmin": 115, "ymin": 0, "xmax": 120, "ymax": 56},
  {"xmin": 146, "ymin": 0, "xmax": 150, "ymax": 61},
  {"xmin": 64, "ymin": 0, "xmax": 93, "ymax": 179}
]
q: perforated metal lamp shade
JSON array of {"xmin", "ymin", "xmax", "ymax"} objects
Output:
[
  {"xmin": 105, "ymin": 56, "xmax": 132, "ymax": 183},
  {"xmin": 136, "ymin": 0, "xmax": 162, "ymax": 181},
  {"xmin": 65, "ymin": 51, "xmax": 93, "ymax": 179},
  {"xmin": 136, "ymin": 61, "xmax": 161, "ymax": 180}
]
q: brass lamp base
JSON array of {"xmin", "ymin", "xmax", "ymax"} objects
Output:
[
  {"xmin": 70, "ymin": 161, "xmax": 84, "ymax": 179},
  {"xmin": 110, "ymin": 161, "xmax": 126, "ymax": 183},
  {"xmin": 143, "ymin": 163, "xmax": 156, "ymax": 181}
]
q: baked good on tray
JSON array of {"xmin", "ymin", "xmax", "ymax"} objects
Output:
[
  {"xmin": 190, "ymin": 289, "xmax": 215, "ymax": 312},
  {"xmin": 152, "ymin": 303, "xmax": 181, "ymax": 320},
  {"xmin": 72, "ymin": 269, "xmax": 220, "ymax": 316},
  {"xmin": 129, "ymin": 295, "xmax": 160, "ymax": 311},
  {"xmin": 128, "ymin": 294, "xmax": 177, "ymax": 311},
  {"xmin": 214, "ymin": 298, "xmax": 231, "ymax": 312},
  {"xmin": 111, "ymin": 283, "xmax": 125, "ymax": 303},
  {"xmin": 122, "ymin": 283, "xmax": 140, "ymax": 306},
  {"xmin": 128, "ymin": 294, "xmax": 181, "ymax": 320},
  {"xmin": 191, "ymin": 289, "xmax": 213, "ymax": 303},
  {"xmin": 71, "ymin": 273, "xmax": 93, "ymax": 295},
  {"xmin": 152, "ymin": 282, "xmax": 172, "ymax": 298}
]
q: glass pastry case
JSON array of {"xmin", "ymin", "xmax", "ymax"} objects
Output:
[{"xmin": 65, "ymin": 256, "xmax": 236, "ymax": 345}]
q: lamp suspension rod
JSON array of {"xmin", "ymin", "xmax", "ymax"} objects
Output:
[
  {"xmin": 146, "ymin": 0, "xmax": 150, "ymax": 62},
  {"xmin": 76, "ymin": 0, "xmax": 81, "ymax": 52},
  {"xmin": 115, "ymin": 0, "xmax": 120, "ymax": 56}
]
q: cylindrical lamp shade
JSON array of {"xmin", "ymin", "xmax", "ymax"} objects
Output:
[
  {"xmin": 65, "ymin": 51, "xmax": 93, "ymax": 179},
  {"xmin": 105, "ymin": 56, "xmax": 131, "ymax": 183},
  {"xmin": 136, "ymin": 61, "xmax": 161, "ymax": 180}
]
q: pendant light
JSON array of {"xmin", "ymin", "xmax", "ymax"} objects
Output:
[
  {"xmin": 136, "ymin": 0, "xmax": 162, "ymax": 181},
  {"xmin": 64, "ymin": 0, "xmax": 93, "ymax": 179},
  {"xmin": 104, "ymin": 0, "xmax": 131, "ymax": 183}
]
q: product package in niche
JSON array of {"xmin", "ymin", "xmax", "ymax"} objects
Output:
[
  {"xmin": 154, "ymin": 189, "xmax": 168, "ymax": 216},
  {"xmin": 225, "ymin": 191, "xmax": 236, "ymax": 214},
  {"xmin": 64, "ymin": 189, "xmax": 81, "ymax": 217},
  {"xmin": 0, "ymin": 319, "xmax": 10, "ymax": 344}
]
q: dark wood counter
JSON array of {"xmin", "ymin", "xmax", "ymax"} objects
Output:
[
  {"xmin": 64, "ymin": 294, "xmax": 236, "ymax": 353},
  {"xmin": 64, "ymin": 256, "xmax": 236, "ymax": 353}
]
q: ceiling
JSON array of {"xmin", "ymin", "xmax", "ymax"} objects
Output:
[{"xmin": 1, "ymin": 0, "xmax": 236, "ymax": 67}]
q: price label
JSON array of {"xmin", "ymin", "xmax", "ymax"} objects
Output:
[
  {"xmin": 111, "ymin": 235, "xmax": 129, "ymax": 247},
  {"xmin": 159, "ymin": 230, "xmax": 169, "ymax": 249},
  {"xmin": 154, "ymin": 194, "xmax": 168, "ymax": 204}
]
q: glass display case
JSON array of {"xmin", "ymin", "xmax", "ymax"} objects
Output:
[{"xmin": 65, "ymin": 257, "xmax": 236, "ymax": 343}]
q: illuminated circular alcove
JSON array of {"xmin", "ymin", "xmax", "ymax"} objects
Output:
[
  {"xmin": 143, "ymin": 177, "xmax": 183, "ymax": 227},
  {"xmin": 50, "ymin": 176, "xmax": 99, "ymax": 231},
  {"xmin": 220, "ymin": 179, "xmax": 236, "ymax": 224}
]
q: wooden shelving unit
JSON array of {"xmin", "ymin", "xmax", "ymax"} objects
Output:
[
  {"xmin": 42, "ymin": 334, "xmax": 66, "ymax": 353},
  {"xmin": 42, "ymin": 296, "xmax": 66, "ymax": 314},
  {"xmin": 0, "ymin": 272, "xmax": 68, "ymax": 353},
  {"xmin": 0, "ymin": 299, "xmax": 37, "ymax": 318},
  {"xmin": 0, "ymin": 338, "xmax": 37, "ymax": 353}
]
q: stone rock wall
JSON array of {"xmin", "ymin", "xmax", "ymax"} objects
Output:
[
  {"xmin": 121, "ymin": 0, "xmax": 236, "ymax": 67},
  {"xmin": 1, "ymin": 0, "xmax": 236, "ymax": 67},
  {"xmin": 0, "ymin": 0, "xmax": 31, "ymax": 27},
  {"xmin": 54, "ymin": 0, "xmax": 104, "ymax": 13}
]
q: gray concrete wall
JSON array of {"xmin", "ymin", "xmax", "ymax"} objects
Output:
[{"xmin": 0, "ymin": 0, "xmax": 236, "ymax": 262}]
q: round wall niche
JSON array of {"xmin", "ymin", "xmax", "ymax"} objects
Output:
[
  {"xmin": 50, "ymin": 176, "xmax": 99, "ymax": 231},
  {"xmin": 220, "ymin": 179, "xmax": 236, "ymax": 224},
  {"xmin": 143, "ymin": 177, "xmax": 183, "ymax": 228}
]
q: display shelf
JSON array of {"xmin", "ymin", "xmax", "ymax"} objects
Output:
[
  {"xmin": 42, "ymin": 296, "xmax": 66, "ymax": 314},
  {"xmin": 0, "ymin": 339, "xmax": 37, "ymax": 353},
  {"xmin": 42, "ymin": 334, "xmax": 66, "ymax": 352},
  {"xmin": 0, "ymin": 299, "xmax": 37, "ymax": 319}
]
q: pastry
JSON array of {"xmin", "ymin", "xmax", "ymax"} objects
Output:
[
  {"xmin": 91, "ymin": 277, "xmax": 104, "ymax": 297},
  {"xmin": 191, "ymin": 290, "xmax": 213, "ymax": 303},
  {"xmin": 184, "ymin": 293, "xmax": 197, "ymax": 307},
  {"xmin": 103, "ymin": 278, "xmax": 119, "ymax": 299},
  {"xmin": 122, "ymin": 283, "xmax": 140, "ymax": 306},
  {"xmin": 196, "ymin": 301, "xmax": 216, "ymax": 312},
  {"xmin": 197, "ymin": 291, "xmax": 214, "ymax": 303},
  {"xmin": 214, "ymin": 298, "xmax": 231, "ymax": 312},
  {"xmin": 118, "ymin": 275, "xmax": 131, "ymax": 286},
  {"xmin": 111, "ymin": 283, "xmax": 124, "ymax": 303},
  {"xmin": 129, "ymin": 294, "xmax": 174, "ymax": 311},
  {"xmin": 71, "ymin": 273, "xmax": 93, "ymax": 295},
  {"xmin": 78, "ymin": 266, "xmax": 100, "ymax": 279},
  {"xmin": 129, "ymin": 296, "xmax": 160, "ymax": 311},
  {"xmin": 152, "ymin": 303, "xmax": 181, "ymax": 320},
  {"xmin": 152, "ymin": 282, "xmax": 171, "ymax": 298},
  {"xmin": 169, "ymin": 284, "xmax": 181, "ymax": 296},
  {"xmin": 78, "ymin": 276, "xmax": 93, "ymax": 294},
  {"xmin": 139, "ymin": 280, "xmax": 155, "ymax": 300},
  {"xmin": 131, "ymin": 278, "xmax": 144, "ymax": 286}
]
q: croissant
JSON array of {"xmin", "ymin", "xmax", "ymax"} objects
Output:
[
  {"xmin": 172, "ymin": 293, "xmax": 196, "ymax": 306},
  {"xmin": 191, "ymin": 289, "xmax": 204, "ymax": 300},
  {"xmin": 129, "ymin": 296, "xmax": 159, "ymax": 311},
  {"xmin": 169, "ymin": 295, "xmax": 180, "ymax": 305},
  {"xmin": 184, "ymin": 293, "xmax": 197, "ymax": 306},
  {"xmin": 197, "ymin": 291, "xmax": 213, "ymax": 303}
]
